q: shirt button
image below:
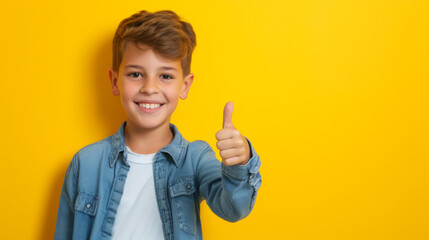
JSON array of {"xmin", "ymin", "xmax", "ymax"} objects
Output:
[
  {"xmin": 186, "ymin": 183, "xmax": 192, "ymax": 190},
  {"xmin": 86, "ymin": 203, "xmax": 91, "ymax": 209}
]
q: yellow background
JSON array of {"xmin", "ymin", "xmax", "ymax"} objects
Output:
[{"xmin": 1, "ymin": 0, "xmax": 428, "ymax": 239}]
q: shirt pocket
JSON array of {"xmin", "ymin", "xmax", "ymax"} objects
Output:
[
  {"xmin": 73, "ymin": 192, "xmax": 99, "ymax": 239},
  {"xmin": 169, "ymin": 176, "xmax": 197, "ymax": 236},
  {"xmin": 75, "ymin": 191, "xmax": 99, "ymax": 216}
]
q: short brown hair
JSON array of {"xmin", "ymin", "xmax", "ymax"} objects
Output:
[{"xmin": 112, "ymin": 10, "xmax": 196, "ymax": 76}]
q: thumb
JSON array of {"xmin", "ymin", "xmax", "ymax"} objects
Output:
[{"xmin": 223, "ymin": 101, "xmax": 234, "ymax": 129}]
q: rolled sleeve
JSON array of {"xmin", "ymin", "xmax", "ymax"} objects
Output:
[{"xmin": 221, "ymin": 138, "xmax": 262, "ymax": 209}]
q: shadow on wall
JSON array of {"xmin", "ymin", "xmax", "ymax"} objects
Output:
[
  {"xmin": 91, "ymin": 33, "xmax": 126, "ymax": 135},
  {"xmin": 40, "ymin": 160, "xmax": 68, "ymax": 240},
  {"xmin": 40, "ymin": 34, "xmax": 126, "ymax": 239}
]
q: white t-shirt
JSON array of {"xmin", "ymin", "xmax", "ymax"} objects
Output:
[{"xmin": 111, "ymin": 146, "xmax": 164, "ymax": 240}]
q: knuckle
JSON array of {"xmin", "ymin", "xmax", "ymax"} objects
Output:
[
  {"xmin": 223, "ymin": 159, "xmax": 232, "ymax": 166},
  {"xmin": 216, "ymin": 130, "xmax": 225, "ymax": 139},
  {"xmin": 215, "ymin": 132, "xmax": 221, "ymax": 140},
  {"xmin": 233, "ymin": 130, "xmax": 241, "ymax": 137}
]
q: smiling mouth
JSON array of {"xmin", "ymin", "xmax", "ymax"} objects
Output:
[{"xmin": 136, "ymin": 102, "xmax": 164, "ymax": 110}]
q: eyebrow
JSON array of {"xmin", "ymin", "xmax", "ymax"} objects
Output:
[
  {"xmin": 124, "ymin": 64, "xmax": 178, "ymax": 72},
  {"xmin": 160, "ymin": 66, "xmax": 178, "ymax": 72},
  {"xmin": 125, "ymin": 64, "xmax": 144, "ymax": 70}
]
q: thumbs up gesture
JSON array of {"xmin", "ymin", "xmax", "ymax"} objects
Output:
[{"xmin": 215, "ymin": 102, "xmax": 251, "ymax": 166}]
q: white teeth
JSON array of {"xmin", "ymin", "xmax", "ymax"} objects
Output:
[{"xmin": 139, "ymin": 103, "xmax": 161, "ymax": 109}]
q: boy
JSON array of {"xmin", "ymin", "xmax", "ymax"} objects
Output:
[{"xmin": 55, "ymin": 10, "xmax": 261, "ymax": 240}]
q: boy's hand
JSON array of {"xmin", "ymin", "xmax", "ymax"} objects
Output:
[{"xmin": 216, "ymin": 102, "xmax": 251, "ymax": 166}]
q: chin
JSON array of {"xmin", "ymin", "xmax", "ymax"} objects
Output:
[{"xmin": 129, "ymin": 117, "xmax": 169, "ymax": 131}]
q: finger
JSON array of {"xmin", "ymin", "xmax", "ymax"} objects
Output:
[
  {"xmin": 223, "ymin": 156, "xmax": 246, "ymax": 166},
  {"xmin": 223, "ymin": 101, "xmax": 234, "ymax": 129},
  {"xmin": 219, "ymin": 148, "xmax": 245, "ymax": 159},
  {"xmin": 215, "ymin": 128, "xmax": 240, "ymax": 141},
  {"xmin": 216, "ymin": 138, "xmax": 244, "ymax": 150}
]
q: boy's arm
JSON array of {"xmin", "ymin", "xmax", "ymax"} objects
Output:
[
  {"xmin": 196, "ymin": 102, "xmax": 262, "ymax": 222},
  {"xmin": 54, "ymin": 154, "xmax": 79, "ymax": 240},
  {"xmin": 196, "ymin": 141, "xmax": 261, "ymax": 222}
]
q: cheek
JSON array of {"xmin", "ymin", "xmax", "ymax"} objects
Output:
[
  {"xmin": 121, "ymin": 82, "xmax": 138, "ymax": 101},
  {"xmin": 163, "ymin": 85, "xmax": 182, "ymax": 101}
]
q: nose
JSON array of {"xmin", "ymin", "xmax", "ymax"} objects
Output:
[{"xmin": 140, "ymin": 76, "xmax": 159, "ymax": 95}]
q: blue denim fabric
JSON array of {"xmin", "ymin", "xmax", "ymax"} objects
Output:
[{"xmin": 55, "ymin": 122, "xmax": 262, "ymax": 240}]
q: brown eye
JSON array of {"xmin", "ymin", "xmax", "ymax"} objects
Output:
[
  {"xmin": 128, "ymin": 72, "xmax": 141, "ymax": 78},
  {"xmin": 160, "ymin": 74, "xmax": 173, "ymax": 79}
]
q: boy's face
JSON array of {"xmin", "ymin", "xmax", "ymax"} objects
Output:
[{"xmin": 109, "ymin": 42, "xmax": 193, "ymax": 132}]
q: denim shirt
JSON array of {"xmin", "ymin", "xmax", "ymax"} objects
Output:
[{"xmin": 55, "ymin": 122, "xmax": 262, "ymax": 240}]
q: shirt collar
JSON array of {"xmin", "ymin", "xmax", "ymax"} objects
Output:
[{"xmin": 109, "ymin": 122, "xmax": 187, "ymax": 168}]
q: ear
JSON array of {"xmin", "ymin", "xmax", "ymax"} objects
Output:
[
  {"xmin": 109, "ymin": 68, "xmax": 120, "ymax": 96},
  {"xmin": 180, "ymin": 73, "xmax": 194, "ymax": 100}
]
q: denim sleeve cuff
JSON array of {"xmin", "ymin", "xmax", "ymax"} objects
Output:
[
  {"xmin": 221, "ymin": 138, "xmax": 261, "ymax": 181},
  {"xmin": 221, "ymin": 138, "xmax": 262, "ymax": 209}
]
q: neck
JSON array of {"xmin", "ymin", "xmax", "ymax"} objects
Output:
[{"xmin": 124, "ymin": 121, "xmax": 173, "ymax": 155}]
